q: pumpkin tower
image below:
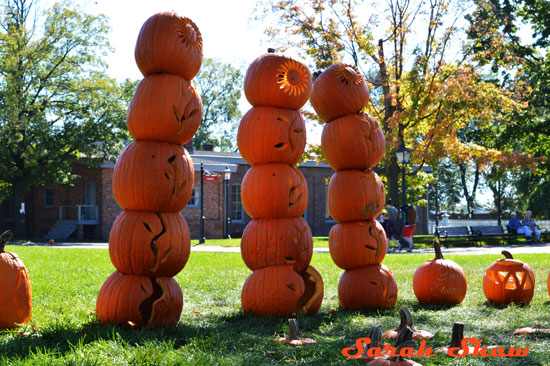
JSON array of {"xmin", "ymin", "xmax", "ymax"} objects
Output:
[{"xmin": 96, "ymin": 12, "xmax": 203, "ymax": 327}]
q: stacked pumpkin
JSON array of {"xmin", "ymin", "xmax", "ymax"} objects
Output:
[
  {"xmin": 311, "ymin": 63, "xmax": 398, "ymax": 310},
  {"xmin": 96, "ymin": 12, "xmax": 203, "ymax": 327},
  {"xmin": 238, "ymin": 50, "xmax": 324, "ymax": 317}
]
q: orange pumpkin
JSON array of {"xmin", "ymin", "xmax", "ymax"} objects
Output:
[
  {"xmin": 329, "ymin": 220, "xmax": 387, "ymax": 270},
  {"xmin": 96, "ymin": 271, "xmax": 183, "ymax": 327},
  {"xmin": 237, "ymin": 106, "xmax": 306, "ymax": 165},
  {"xmin": 0, "ymin": 231, "xmax": 32, "ymax": 330},
  {"xmin": 244, "ymin": 51, "xmax": 312, "ymax": 109},
  {"xmin": 413, "ymin": 239, "xmax": 467, "ymax": 305},
  {"xmin": 296, "ymin": 265, "xmax": 324, "ymax": 315},
  {"xmin": 241, "ymin": 265, "xmax": 305, "ymax": 317},
  {"xmin": 241, "ymin": 164, "xmax": 308, "ymax": 219},
  {"xmin": 135, "ymin": 12, "xmax": 203, "ymax": 80},
  {"xmin": 368, "ymin": 327, "xmax": 422, "ymax": 366},
  {"xmin": 321, "ymin": 113, "xmax": 386, "ymax": 170},
  {"xmin": 241, "ymin": 217, "xmax": 312, "ymax": 273},
  {"xmin": 127, "ymin": 74, "xmax": 202, "ymax": 145},
  {"xmin": 338, "ymin": 264, "xmax": 398, "ymax": 311},
  {"xmin": 109, "ymin": 211, "xmax": 191, "ymax": 277},
  {"xmin": 483, "ymin": 251, "xmax": 535, "ymax": 305},
  {"xmin": 310, "ymin": 63, "xmax": 369, "ymax": 122},
  {"xmin": 327, "ymin": 169, "xmax": 385, "ymax": 222},
  {"xmin": 113, "ymin": 141, "xmax": 194, "ymax": 212}
]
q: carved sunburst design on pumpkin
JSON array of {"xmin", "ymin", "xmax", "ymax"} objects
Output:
[
  {"xmin": 174, "ymin": 17, "xmax": 203, "ymax": 52},
  {"xmin": 276, "ymin": 59, "xmax": 309, "ymax": 96},
  {"xmin": 335, "ymin": 64, "xmax": 364, "ymax": 85}
]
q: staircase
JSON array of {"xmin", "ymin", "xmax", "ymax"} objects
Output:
[{"xmin": 44, "ymin": 220, "xmax": 78, "ymax": 240}]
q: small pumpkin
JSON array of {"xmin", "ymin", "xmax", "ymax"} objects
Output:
[
  {"xmin": 113, "ymin": 141, "xmax": 194, "ymax": 212},
  {"xmin": 327, "ymin": 169, "xmax": 385, "ymax": 222},
  {"xmin": 329, "ymin": 220, "xmax": 387, "ymax": 270},
  {"xmin": 244, "ymin": 50, "xmax": 312, "ymax": 110},
  {"xmin": 353, "ymin": 326, "xmax": 388, "ymax": 363},
  {"xmin": 237, "ymin": 106, "xmax": 306, "ymax": 165},
  {"xmin": 109, "ymin": 211, "xmax": 191, "ymax": 277},
  {"xmin": 240, "ymin": 217, "xmax": 313, "ymax": 273},
  {"xmin": 412, "ymin": 238, "xmax": 467, "ymax": 305},
  {"xmin": 321, "ymin": 113, "xmax": 386, "ymax": 170},
  {"xmin": 0, "ymin": 231, "xmax": 32, "ymax": 330},
  {"xmin": 368, "ymin": 326, "xmax": 422, "ymax": 366},
  {"xmin": 241, "ymin": 163, "xmax": 308, "ymax": 219},
  {"xmin": 381, "ymin": 307, "xmax": 434, "ymax": 340},
  {"xmin": 483, "ymin": 251, "xmax": 535, "ymax": 304},
  {"xmin": 296, "ymin": 265, "xmax": 324, "ymax": 315},
  {"xmin": 338, "ymin": 264, "xmax": 398, "ymax": 311},
  {"xmin": 135, "ymin": 12, "xmax": 203, "ymax": 80},
  {"xmin": 310, "ymin": 63, "xmax": 369, "ymax": 122},
  {"xmin": 241, "ymin": 265, "xmax": 305, "ymax": 317},
  {"xmin": 96, "ymin": 271, "xmax": 183, "ymax": 327},
  {"xmin": 127, "ymin": 74, "xmax": 202, "ymax": 145}
]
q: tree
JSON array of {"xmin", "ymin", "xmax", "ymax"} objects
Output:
[
  {"xmin": 0, "ymin": 0, "xmax": 132, "ymax": 236},
  {"xmin": 192, "ymin": 58, "xmax": 243, "ymax": 151}
]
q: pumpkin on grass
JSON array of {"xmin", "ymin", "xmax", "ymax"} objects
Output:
[
  {"xmin": 382, "ymin": 307, "xmax": 434, "ymax": 340},
  {"xmin": 0, "ymin": 230, "xmax": 32, "ymax": 330},
  {"xmin": 338, "ymin": 264, "xmax": 397, "ymax": 310},
  {"xmin": 355, "ymin": 326, "xmax": 388, "ymax": 363},
  {"xmin": 368, "ymin": 326, "xmax": 422, "ymax": 366}
]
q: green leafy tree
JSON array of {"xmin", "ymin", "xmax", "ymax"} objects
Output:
[
  {"xmin": 192, "ymin": 58, "xmax": 243, "ymax": 151},
  {"xmin": 0, "ymin": 0, "xmax": 133, "ymax": 235}
]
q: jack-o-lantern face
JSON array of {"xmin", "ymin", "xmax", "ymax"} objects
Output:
[
  {"xmin": 238, "ymin": 106, "xmax": 306, "ymax": 165},
  {"xmin": 295, "ymin": 265, "xmax": 324, "ymax": 315},
  {"xmin": 241, "ymin": 164, "xmax": 308, "ymax": 219},
  {"xmin": 321, "ymin": 113, "xmax": 386, "ymax": 170},
  {"xmin": 113, "ymin": 141, "xmax": 194, "ymax": 212},
  {"xmin": 338, "ymin": 264, "xmax": 398, "ymax": 311},
  {"xmin": 483, "ymin": 251, "xmax": 535, "ymax": 304}
]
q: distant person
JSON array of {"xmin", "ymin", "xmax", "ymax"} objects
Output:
[
  {"xmin": 507, "ymin": 211, "xmax": 522, "ymax": 234},
  {"xmin": 521, "ymin": 210, "xmax": 541, "ymax": 242},
  {"xmin": 385, "ymin": 199, "xmax": 399, "ymax": 252},
  {"xmin": 397, "ymin": 202, "xmax": 416, "ymax": 252}
]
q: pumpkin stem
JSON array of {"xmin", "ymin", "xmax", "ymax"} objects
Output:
[
  {"xmin": 0, "ymin": 230, "xmax": 13, "ymax": 253},
  {"xmin": 287, "ymin": 318, "xmax": 302, "ymax": 340},
  {"xmin": 433, "ymin": 237, "xmax": 444, "ymax": 260},
  {"xmin": 362, "ymin": 326, "xmax": 383, "ymax": 355},
  {"xmin": 267, "ymin": 48, "xmax": 276, "ymax": 53},
  {"xmin": 450, "ymin": 323, "xmax": 464, "ymax": 348},
  {"xmin": 398, "ymin": 307, "xmax": 413, "ymax": 330},
  {"xmin": 502, "ymin": 250, "xmax": 513, "ymax": 259},
  {"xmin": 390, "ymin": 326, "xmax": 416, "ymax": 362}
]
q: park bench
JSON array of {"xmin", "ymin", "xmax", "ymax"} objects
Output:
[
  {"xmin": 469, "ymin": 225, "xmax": 507, "ymax": 244},
  {"xmin": 507, "ymin": 224, "xmax": 549, "ymax": 243},
  {"xmin": 435, "ymin": 226, "xmax": 477, "ymax": 247}
]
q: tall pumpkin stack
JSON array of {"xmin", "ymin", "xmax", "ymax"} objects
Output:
[
  {"xmin": 96, "ymin": 12, "xmax": 203, "ymax": 327},
  {"xmin": 238, "ymin": 50, "xmax": 324, "ymax": 317},
  {"xmin": 310, "ymin": 63, "xmax": 398, "ymax": 311}
]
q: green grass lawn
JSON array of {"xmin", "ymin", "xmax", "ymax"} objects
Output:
[{"xmin": 1, "ymin": 247, "xmax": 550, "ymax": 365}]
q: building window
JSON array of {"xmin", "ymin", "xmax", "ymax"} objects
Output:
[
  {"xmin": 325, "ymin": 185, "xmax": 335, "ymax": 222},
  {"xmin": 43, "ymin": 188, "xmax": 54, "ymax": 208},
  {"xmin": 188, "ymin": 187, "xmax": 200, "ymax": 207},
  {"xmin": 231, "ymin": 183, "xmax": 244, "ymax": 222}
]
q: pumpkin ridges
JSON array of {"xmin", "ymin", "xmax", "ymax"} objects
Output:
[{"xmin": 482, "ymin": 252, "xmax": 535, "ymax": 304}]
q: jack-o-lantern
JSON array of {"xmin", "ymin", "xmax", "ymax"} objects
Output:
[
  {"xmin": 241, "ymin": 164, "xmax": 308, "ymax": 219},
  {"xmin": 127, "ymin": 74, "xmax": 202, "ymax": 145},
  {"xmin": 244, "ymin": 50, "xmax": 312, "ymax": 110},
  {"xmin": 483, "ymin": 251, "xmax": 535, "ymax": 305},
  {"xmin": 96, "ymin": 270, "xmax": 183, "ymax": 327},
  {"xmin": 241, "ymin": 265, "xmax": 305, "ymax": 317},
  {"xmin": 109, "ymin": 211, "xmax": 191, "ymax": 277},
  {"xmin": 321, "ymin": 113, "xmax": 386, "ymax": 170},
  {"xmin": 241, "ymin": 217, "xmax": 312, "ymax": 273},
  {"xmin": 310, "ymin": 63, "xmax": 369, "ymax": 122},
  {"xmin": 135, "ymin": 12, "xmax": 203, "ymax": 80},
  {"xmin": 338, "ymin": 264, "xmax": 398, "ymax": 310},
  {"xmin": 113, "ymin": 141, "xmax": 194, "ymax": 212},
  {"xmin": 329, "ymin": 220, "xmax": 387, "ymax": 270},
  {"xmin": 295, "ymin": 265, "xmax": 324, "ymax": 315},
  {"xmin": 237, "ymin": 106, "xmax": 306, "ymax": 165},
  {"xmin": 327, "ymin": 169, "xmax": 385, "ymax": 222}
]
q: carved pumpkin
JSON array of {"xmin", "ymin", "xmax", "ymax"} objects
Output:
[
  {"xmin": 483, "ymin": 251, "xmax": 535, "ymax": 304},
  {"xmin": 244, "ymin": 51, "xmax": 312, "ymax": 110},
  {"xmin": 241, "ymin": 217, "xmax": 312, "ymax": 273},
  {"xmin": 0, "ymin": 231, "xmax": 32, "ymax": 330},
  {"xmin": 338, "ymin": 264, "xmax": 398, "ymax": 311},
  {"xmin": 327, "ymin": 169, "xmax": 385, "ymax": 222},
  {"xmin": 241, "ymin": 164, "xmax": 308, "ymax": 219},
  {"xmin": 113, "ymin": 141, "xmax": 194, "ymax": 212},
  {"xmin": 241, "ymin": 265, "xmax": 305, "ymax": 317},
  {"xmin": 310, "ymin": 63, "xmax": 369, "ymax": 122},
  {"xmin": 296, "ymin": 265, "xmax": 324, "ymax": 315},
  {"xmin": 127, "ymin": 74, "xmax": 202, "ymax": 145},
  {"xmin": 329, "ymin": 220, "xmax": 387, "ymax": 270},
  {"xmin": 237, "ymin": 106, "xmax": 306, "ymax": 165},
  {"xmin": 321, "ymin": 113, "xmax": 386, "ymax": 170},
  {"xmin": 96, "ymin": 271, "xmax": 183, "ymax": 327},
  {"xmin": 135, "ymin": 12, "xmax": 203, "ymax": 80},
  {"xmin": 109, "ymin": 211, "xmax": 191, "ymax": 277},
  {"xmin": 413, "ymin": 238, "xmax": 467, "ymax": 305}
]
